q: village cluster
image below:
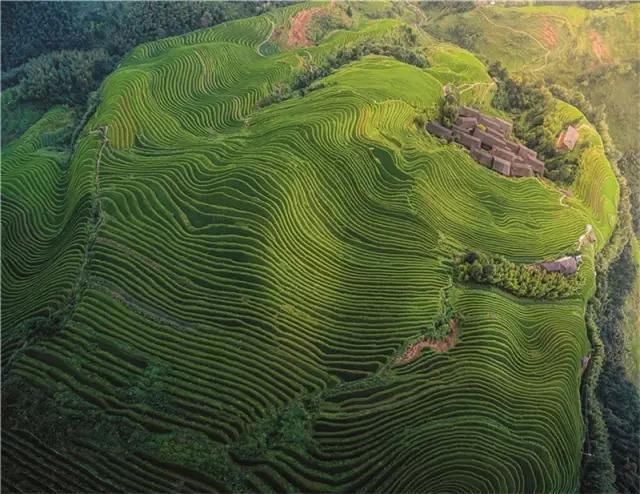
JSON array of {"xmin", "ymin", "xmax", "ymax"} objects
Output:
[
  {"xmin": 426, "ymin": 106, "xmax": 584, "ymax": 276},
  {"xmin": 427, "ymin": 106, "xmax": 578, "ymax": 179}
]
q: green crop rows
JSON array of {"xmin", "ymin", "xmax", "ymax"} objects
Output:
[{"xmin": 2, "ymin": 3, "xmax": 619, "ymax": 492}]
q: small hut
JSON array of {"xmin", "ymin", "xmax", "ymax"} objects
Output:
[
  {"xmin": 558, "ymin": 125, "xmax": 579, "ymax": 151},
  {"xmin": 540, "ymin": 255, "xmax": 581, "ymax": 275}
]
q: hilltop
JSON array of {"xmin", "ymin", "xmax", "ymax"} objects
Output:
[{"xmin": 1, "ymin": 2, "xmax": 626, "ymax": 493}]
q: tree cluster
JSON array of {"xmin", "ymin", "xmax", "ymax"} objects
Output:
[
  {"xmin": 455, "ymin": 251, "xmax": 583, "ymax": 299},
  {"xmin": 232, "ymin": 402, "xmax": 313, "ymax": 459},
  {"xmin": 426, "ymin": 290, "xmax": 458, "ymax": 340},
  {"xmin": 1, "ymin": 2, "xmax": 276, "ymax": 70},
  {"xmin": 15, "ymin": 50, "xmax": 116, "ymax": 106}
]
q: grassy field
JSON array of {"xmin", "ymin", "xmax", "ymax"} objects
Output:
[
  {"xmin": 1, "ymin": 3, "xmax": 620, "ymax": 492},
  {"xmin": 425, "ymin": 3, "xmax": 640, "ymax": 152}
]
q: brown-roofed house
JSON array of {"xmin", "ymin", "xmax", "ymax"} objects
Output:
[
  {"xmin": 485, "ymin": 126, "xmax": 505, "ymax": 140},
  {"xmin": 458, "ymin": 133, "xmax": 481, "ymax": 150},
  {"xmin": 479, "ymin": 115, "xmax": 513, "ymax": 138},
  {"xmin": 511, "ymin": 162, "xmax": 534, "ymax": 177},
  {"xmin": 540, "ymin": 255, "xmax": 581, "ymax": 275},
  {"xmin": 471, "ymin": 148, "xmax": 493, "ymax": 167},
  {"xmin": 456, "ymin": 116, "xmax": 477, "ymax": 131},
  {"xmin": 558, "ymin": 125, "xmax": 579, "ymax": 151},
  {"xmin": 426, "ymin": 122, "xmax": 453, "ymax": 141},
  {"xmin": 527, "ymin": 157, "xmax": 545, "ymax": 176},
  {"xmin": 492, "ymin": 157, "xmax": 511, "ymax": 176},
  {"xmin": 473, "ymin": 128, "xmax": 505, "ymax": 149},
  {"xmin": 517, "ymin": 144, "xmax": 536, "ymax": 160},
  {"xmin": 459, "ymin": 106, "xmax": 480, "ymax": 119},
  {"xmin": 492, "ymin": 146, "xmax": 515, "ymax": 163},
  {"xmin": 492, "ymin": 116, "xmax": 513, "ymax": 137},
  {"xmin": 505, "ymin": 141, "xmax": 519, "ymax": 154}
]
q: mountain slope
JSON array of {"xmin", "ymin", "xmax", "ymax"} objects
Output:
[{"xmin": 2, "ymin": 3, "xmax": 619, "ymax": 492}]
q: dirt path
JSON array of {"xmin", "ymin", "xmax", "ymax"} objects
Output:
[
  {"xmin": 477, "ymin": 8, "xmax": 551, "ymax": 74},
  {"xmin": 459, "ymin": 81, "xmax": 495, "ymax": 94},
  {"xmin": 257, "ymin": 18, "xmax": 275, "ymax": 57},
  {"xmin": 577, "ymin": 223, "xmax": 596, "ymax": 250},
  {"xmin": 90, "ymin": 125, "xmax": 109, "ymax": 194},
  {"xmin": 396, "ymin": 320, "xmax": 459, "ymax": 365},
  {"xmin": 288, "ymin": 8, "xmax": 323, "ymax": 48}
]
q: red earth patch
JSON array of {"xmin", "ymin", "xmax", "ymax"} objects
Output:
[
  {"xmin": 541, "ymin": 19, "xmax": 557, "ymax": 49},
  {"xmin": 396, "ymin": 320, "xmax": 459, "ymax": 365},
  {"xmin": 288, "ymin": 8, "xmax": 324, "ymax": 48},
  {"xmin": 589, "ymin": 30, "xmax": 610, "ymax": 63}
]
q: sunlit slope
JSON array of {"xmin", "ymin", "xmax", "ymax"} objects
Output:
[
  {"xmin": 430, "ymin": 4, "xmax": 640, "ymax": 83},
  {"xmin": 426, "ymin": 3, "xmax": 640, "ymax": 151},
  {"xmin": 2, "ymin": 8, "xmax": 617, "ymax": 493}
]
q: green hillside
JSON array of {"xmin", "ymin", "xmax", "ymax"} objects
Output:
[
  {"xmin": 425, "ymin": 3, "xmax": 640, "ymax": 151},
  {"xmin": 2, "ymin": 3, "xmax": 621, "ymax": 492}
]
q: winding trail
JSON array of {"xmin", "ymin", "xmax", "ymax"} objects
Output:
[
  {"xmin": 477, "ymin": 8, "xmax": 551, "ymax": 73},
  {"xmin": 257, "ymin": 18, "xmax": 275, "ymax": 57}
]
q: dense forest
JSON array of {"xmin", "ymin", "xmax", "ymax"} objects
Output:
[{"xmin": 1, "ymin": 1, "xmax": 285, "ymax": 144}]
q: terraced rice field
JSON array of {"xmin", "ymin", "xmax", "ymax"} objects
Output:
[{"xmin": 1, "ymin": 4, "xmax": 619, "ymax": 492}]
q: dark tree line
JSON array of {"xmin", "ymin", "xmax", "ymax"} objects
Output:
[
  {"xmin": 1, "ymin": 2, "xmax": 282, "ymax": 108},
  {"xmin": 618, "ymin": 150, "xmax": 640, "ymax": 235},
  {"xmin": 594, "ymin": 244, "xmax": 640, "ymax": 494},
  {"xmin": 581, "ymin": 241, "xmax": 640, "ymax": 494}
]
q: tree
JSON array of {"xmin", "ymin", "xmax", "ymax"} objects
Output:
[
  {"xmin": 440, "ymin": 86, "xmax": 460, "ymax": 127},
  {"xmin": 469, "ymin": 262, "xmax": 483, "ymax": 282}
]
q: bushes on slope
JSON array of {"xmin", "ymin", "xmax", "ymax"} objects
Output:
[
  {"xmin": 455, "ymin": 251, "xmax": 584, "ymax": 299},
  {"xmin": 15, "ymin": 49, "xmax": 116, "ymax": 106},
  {"xmin": 489, "ymin": 62, "xmax": 582, "ymax": 185}
]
